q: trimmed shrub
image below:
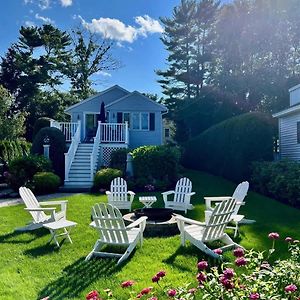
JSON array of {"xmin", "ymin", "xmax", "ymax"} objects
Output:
[
  {"xmin": 32, "ymin": 117, "xmax": 51, "ymax": 139},
  {"xmin": 93, "ymin": 168, "xmax": 122, "ymax": 190},
  {"xmin": 32, "ymin": 172, "xmax": 60, "ymax": 195},
  {"xmin": 251, "ymin": 160, "xmax": 300, "ymax": 207},
  {"xmin": 110, "ymin": 148, "xmax": 129, "ymax": 174},
  {"xmin": 8, "ymin": 155, "xmax": 52, "ymax": 190},
  {"xmin": 0, "ymin": 140, "xmax": 31, "ymax": 163},
  {"xmin": 183, "ymin": 112, "xmax": 276, "ymax": 182},
  {"xmin": 131, "ymin": 145, "xmax": 181, "ymax": 185},
  {"xmin": 31, "ymin": 127, "xmax": 67, "ymax": 180}
]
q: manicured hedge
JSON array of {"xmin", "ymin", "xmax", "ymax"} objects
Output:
[
  {"xmin": 131, "ymin": 145, "xmax": 181, "ymax": 185},
  {"xmin": 32, "ymin": 117, "xmax": 51, "ymax": 139},
  {"xmin": 0, "ymin": 140, "xmax": 31, "ymax": 163},
  {"xmin": 110, "ymin": 148, "xmax": 129, "ymax": 174},
  {"xmin": 32, "ymin": 172, "xmax": 61, "ymax": 195},
  {"xmin": 251, "ymin": 160, "xmax": 300, "ymax": 207},
  {"xmin": 93, "ymin": 168, "xmax": 122, "ymax": 190},
  {"xmin": 183, "ymin": 112, "xmax": 276, "ymax": 182},
  {"xmin": 31, "ymin": 127, "xmax": 67, "ymax": 180}
]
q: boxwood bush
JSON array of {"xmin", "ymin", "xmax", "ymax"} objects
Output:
[
  {"xmin": 8, "ymin": 155, "xmax": 52, "ymax": 190},
  {"xmin": 32, "ymin": 117, "xmax": 51, "ymax": 139},
  {"xmin": 251, "ymin": 160, "xmax": 300, "ymax": 207},
  {"xmin": 31, "ymin": 127, "xmax": 67, "ymax": 180},
  {"xmin": 93, "ymin": 168, "xmax": 122, "ymax": 190},
  {"xmin": 110, "ymin": 148, "xmax": 129, "ymax": 174},
  {"xmin": 32, "ymin": 172, "xmax": 61, "ymax": 195},
  {"xmin": 131, "ymin": 145, "xmax": 181, "ymax": 189},
  {"xmin": 0, "ymin": 140, "xmax": 31, "ymax": 163},
  {"xmin": 183, "ymin": 112, "xmax": 276, "ymax": 182}
]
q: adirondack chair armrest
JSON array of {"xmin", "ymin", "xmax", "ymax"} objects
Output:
[
  {"xmin": 106, "ymin": 191, "xmax": 111, "ymax": 195},
  {"xmin": 162, "ymin": 190, "xmax": 175, "ymax": 196},
  {"xmin": 184, "ymin": 192, "xmax": 196, "ymax": 201},
  {"xmin": 127, "ymin": 191, "xmax": 135, "ymax": 196},
  {"xmin": 175, "ymin": 215, "xmax": 205, "ymax": 227},
  {"xmin": 24, "ymin": 207, "xmax": 56, "ymax": 212},
  {"xmin": 204, "ymin": 196, "xmax": 232, "ymax": 210},
  {"xmin": 126, "ymin": 216, "xmax": 148, "ymax": 230},
  {"xmin": 40, "ymin": 200, "xmax": 68, "ymax": 212}
]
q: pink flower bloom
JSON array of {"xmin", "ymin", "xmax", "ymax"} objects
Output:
[
  {"xmin": 285, "ymin": 284, "xmax": 297, "ymax": 293},
  {"xmin": 86, "ymin": 290, "xmax": 101, "ymax": 300},
  {"xmin": 219, "ymin": 276, "xmax": 234, "ymax": 290},
  {"xmin": 141, "ymin": 287, "xmax": 152, "ymax": 295},
  {"xmin": 249, "ymin": 293, "xmax": 260, "ymax": 299},
  {"xmin": 223, "ymin": 268, "xmax": 235, "ymax": 279},
  {"xmin": 268, "ymin": 232, "xmax": 279, "ymax": 240},
  {"xmin": 121, "ymin": 280, "xmax": 134, "ymax": 288},
  {"xmin": 149, "ymin": 298, "xmax": 158, "ymax": 300},
  {"xmin": 156, "ymin": 270, "xmax": 166, "ymax": 278},
  {"xmin": 136, "ymin": 293, "xmax": 142, "ymax": 298},
  {"xmin": 152, "ymin": 275, "xmax": 160, "ymax": 283},
  {"xmin": 197, "ymin": 260, "xmax": 208, "ymax": 270},
  {"xmin": 285, "ymin": 237, "xmax": 293, "ymax": 242},
  {"xmin": 188, "ymin": 288, "xmax": 197, "ymax": 294},
  {"xmin": 235, "ymin": 257, "xmax": 247, "ymax": 267},
  {"xmin": 167, "ymin": 289, "xmax": 177, "ymax": 297},
  {"xmin": 233, "ymin": 247, "xmax": 244, "ymax": 257},
  {"xmin": 196, "ymin": 272, "xmax": 207, "ymax": 283},
  {"xmin": 213, "ymin": 248, "xmax": 223, "ymax": 255}
]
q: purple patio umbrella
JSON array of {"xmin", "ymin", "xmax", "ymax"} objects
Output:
[{"xmin": 99, "ymin": 101, "xmax": 106, "ymax": 123}]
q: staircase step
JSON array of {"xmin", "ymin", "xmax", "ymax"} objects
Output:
[
  {"xmin": 69, "ymin": 173, "xmax": 91, "ymax": 178},
  {"xmin": 65, "ymin": 178, "xmax": 93, "ymax": 183}
]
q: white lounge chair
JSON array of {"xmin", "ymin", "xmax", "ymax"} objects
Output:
[
  {"xmin": 106, "ymin": 177, "xmax": 135, "ymax": 211},
  {"xmin": 162, "ymin": 177, "xmax": 195, "ymax": 213},
  {"xmin": 176, "ymin": 198, "xmax": 240, "ymax": 258},
  {"xmin": 86, "ymin": 203, "xmax": 147, "ymax": 265},
  {"xmin": 17, "ymin": 186, "xmax": 67, "ymax": 231},
  {"xmin": 204, "ymin": 181, "xmax": 250, "ymax": 237}
]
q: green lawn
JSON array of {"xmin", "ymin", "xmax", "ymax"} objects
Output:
[{"xmin": 1, "ymin": 169, "xmax": 299, "ymax": 300}]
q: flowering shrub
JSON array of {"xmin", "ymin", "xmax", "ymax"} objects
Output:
[{"xmin": 86, "ymin": 233, "xmax": 300, "ymax": 300}]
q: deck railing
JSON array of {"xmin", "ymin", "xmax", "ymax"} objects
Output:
[
  {"xmin": 50, "ymin": 120, "xmax": 79, "ymax": 142},
  {"xmin": 64, "ymin": 121, "xmax": 81, "ymax": 181},
  {"xmin": 90, "ymin": 121, "xmax": 101, "ymax": 180},
  {"xmin": 99, "ymin": 122, "xmax": 128, "ymax": 144}
]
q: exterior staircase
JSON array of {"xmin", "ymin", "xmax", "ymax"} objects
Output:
[{"xmin": 64, "ymin": 143, "xmax": 95, "ymax": 189}]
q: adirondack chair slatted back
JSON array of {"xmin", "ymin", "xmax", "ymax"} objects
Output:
[
  {"xmin": 19, "ymin": 187, "xmax": 46, "ymax": 222},
  {"xmin": 92, "ymin": 203, "xmax": 129, "ymax": 244},
  {"xmin": 111, "ymin": 177, "xmax": 128, "ymax": 202},
  {"xmin": 174, "ymin": 178, "xmax": 192, "ymax": 203},
  {"xmin": 232, "ymin": 181, "xmax": 249, "ymax": 215},
  {"xmin": 203, "ymin": 198, "xmax": 236, "ymax": 241}
]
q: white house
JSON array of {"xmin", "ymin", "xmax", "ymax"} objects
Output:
[{"xmin": 273, "ymin": 84, "xmax": 300, "ymax": 160}]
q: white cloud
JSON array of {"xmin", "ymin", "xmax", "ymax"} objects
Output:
[
  {"xmin": 25, "ymin": 20, "xmax": 36, "ymax": 27},
  {"xmin": 79, "ymin": 14, "xmax": 163, "ymax": 43},
  {"xmin": 38, "ymin": 0, "xmax": 50, "ymax": 10},
  {"xmin": 35, "ymin": 13, "xmax": 54, "ymax": 24},
  {"xmin": 60, "ymin": 0, "xmax": 72, "ymax": 7},
  {"xmin": 96, "ymin": 70, "xmax": 112, "ymax": 77}
]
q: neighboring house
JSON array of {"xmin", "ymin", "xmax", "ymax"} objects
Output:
[
  {"xmin": 273, "ymin": 83, "xmax": 300, "ymax": 160},
  {"xmin": 50, "ymin": 85, "xmax": 168, "ymax": 188}
]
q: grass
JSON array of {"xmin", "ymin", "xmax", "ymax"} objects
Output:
[{"xmin": 0, "ymin": 169, "xmax": 300, "ymax": 300}]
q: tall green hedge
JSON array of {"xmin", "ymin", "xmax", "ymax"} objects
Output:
[
  {"xmin": 31, "ymin": 127, "xmax": 67, "ymax": 180},
  {"xmin": 183, "ymin": 112, "xmax": 276, "ymax": 182},
  {"xmin": 132, "ymin": 145, "xmax": 181, "ymax": 184},
  {"xmin": 32, "ymin": 117, "xmax": 51, "ymax": 139},
  {"xmin": 0, "ymin": 140, "xmax": 31, "ymax": 163}
]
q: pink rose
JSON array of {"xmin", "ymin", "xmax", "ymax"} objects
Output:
[
  {"xmin": 152, "ymin": 275, "xmax": 160, "ymax": 283},
  {"xmin": 219, "ymin": 276, "xmax": 234, "ymax": 290},
  {"xmin": 268, "ymin": 232, "xmax": 279, "ymax": 240},
  {"xmin": 121, "ymin": 280, "xmax": 134, "ymax": 288},
  {"xmin": 141, "ymin": 287, "xmax": 152, "ymax": 295},
  {"xmin": 285, "ymin": 237, "xmax": 293, "ymax": 242},
  {"xmin": 196, "ymin": 272, "xmax": 207, "ymax": 283},
  {"xmin": 156, "ymin": 270, "xmax": 166, "ymax": 278},
  {"xmin": 213, "ymin": 248, "xmax": 223, "ymax": 255},
  {"xmin": 235, "ymin": 257, "xmax": 247, "ymax": 267},
  {"xmin": 223, "ymin": 268, "xmax": 235, "ymax": 279},
  {"xmin": 285, "ymin": 284, "xmax": 297, "ymax": 293},
  {"xmin": 167, "ymin": 289, "xmax": 177, "ymax": 297},
  {"xmin": 249, "ymin": 293, "xmax": 260, "ymax": 299},
  {"xmin": 233, "ymin": 247, "xmax": 244, "ymax": 257},
  {"xmin": 197, "ymin": 260, "xmax": 208, "ymax": 270}
]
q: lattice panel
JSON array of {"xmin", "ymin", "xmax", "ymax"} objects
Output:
[{"xmin": 101, "ymin": 146, "xmax": 126, "ymax": 167}]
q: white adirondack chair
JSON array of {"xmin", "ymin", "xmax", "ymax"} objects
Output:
[
  {"xmin": 86, "ymin": 203, "xmax": 147, "ymax": 265},
  {"xmin": 162, "ymin": 177, "xmax": 195, "ymax": 213},
  {"xmin": 106, "ymin": 177, "xmax": 135, "ymax": 211},
  {"xmin": 17, "ymin": 186, "xmax": 67, "ymax": 231},
  {"xmin": 176, "ymin": 198, "xmax": 240, "ymax": 258},
  {"xmin": 204, "ymin": 181, "xmax": 250, "ymax": 237}
]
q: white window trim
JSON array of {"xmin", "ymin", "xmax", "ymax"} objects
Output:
[{"xmin": 131, "ymin": 112, "xmax": 150, "ymax": 131}]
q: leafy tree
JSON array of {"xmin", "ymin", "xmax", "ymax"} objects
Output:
[
  {"xmin": 68, "ymin": 28, "xmax": 120, "ymax": 100},
  {"xmin": 0, "ymin": 85, "xmax": 25, "ymax": 140}
]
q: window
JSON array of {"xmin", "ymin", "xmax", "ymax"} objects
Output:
[
  {"xmin": 141, "ymin": 113, "xmax": 149, "ymax": 130},
  {"xmin": 123, "ymin": 112, "xmax": 130, "ymax": 127},
  {"xmin": 132, "ymin": 113, "xmax": 140, "ymax": 130},
  {"xmin": 165, "ymin": 128, "xmax": 170, "ymax": 138},
  {"xmin": 297, "ymin": 122, "xmax": 300, "ymax": 143}
]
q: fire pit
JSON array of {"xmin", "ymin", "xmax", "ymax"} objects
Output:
[
  {"xmin": 123, "ymin": 208, "xmax": 179, "ymax": 237},
  {"xmin": 134, "ymin": 208, "xmax": 174, "ymax": 222}
]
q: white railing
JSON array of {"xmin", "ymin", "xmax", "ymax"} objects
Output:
[
  {"xmin": 90, "ymin": 121, "xmax": 101, "ymax": 180},
  {"xmin": 99, "ymin": 122, "xmax": 129, "ymax": 144},
  {"xmin": 64, "ymin": 120, "xmax": 81, "ymax": 181},
  {"xmin": 50, "ymin": 120, "xmax": 79, "ymax": 142}
]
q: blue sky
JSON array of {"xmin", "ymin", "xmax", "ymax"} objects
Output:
[{"xmin": 0, "ymin": 0, "xmax": 229, "ymax": 96}]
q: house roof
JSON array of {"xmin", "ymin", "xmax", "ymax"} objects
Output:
[
  {"xmin": 272, "ymin": 103, "xmax": 300, "ymax": 118},
  {"xmin": 105, "ymin": 90, "xmax": 168, "ymax": 112},
  {"xmin": 64, "ymin": 85, "xmax": 130, "ymax": 114}
]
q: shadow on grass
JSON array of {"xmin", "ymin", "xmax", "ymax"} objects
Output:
[
  {"xmin": 0, "ymin": 228, "xmax": 48, "ymax": 244},
  {"xmin": 38, "ymin": 257, "xmax": 119, "ymax": 300}
]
